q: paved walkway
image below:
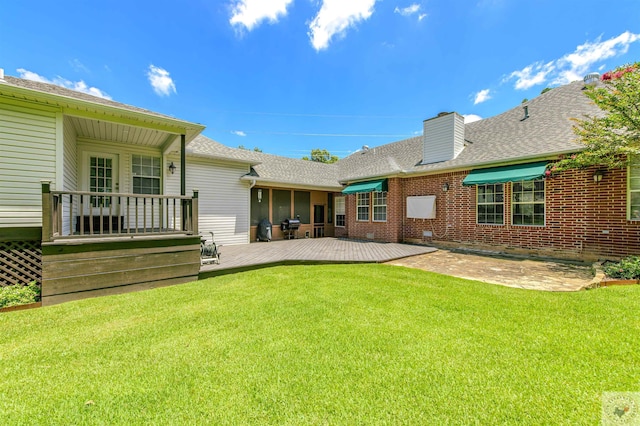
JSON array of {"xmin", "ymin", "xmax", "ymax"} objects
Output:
[
  {"xmin": 387, "ymin": 248, "xmax": 594, "ymax": 291},
  {"xmin": 200, "ymin": 238, "xmax": 436, "ymax": 276},
  {"xmin": 200, "ymin": 238, "xmax": 595, "ymax": 291}
]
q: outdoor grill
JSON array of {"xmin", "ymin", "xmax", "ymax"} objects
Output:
[{"xmin": 280, "ymin": 217, "xmax": 301, "ymax": 239}]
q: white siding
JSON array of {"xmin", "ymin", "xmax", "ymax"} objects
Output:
[
  {"xmin": 167, "ymin": 156, "xmax": 251, "ymax": 246},
  {"xmin": 0, "ymin": 101, "xmax": 57, "ymax": 227},
  {"xmin": 422, "ymin": 112, "xmax": 465, "ymax": 164}
]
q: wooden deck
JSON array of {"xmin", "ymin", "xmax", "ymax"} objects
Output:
[{"xmin": 200, "ymin": 238, "xmax": 436, "ymax": 277}]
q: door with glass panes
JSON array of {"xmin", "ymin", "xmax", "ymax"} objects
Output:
[{"xmin": 84, "ymin": 153, "xmax": 119, "ymax": 216}]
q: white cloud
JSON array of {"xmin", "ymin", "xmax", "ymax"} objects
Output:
[
  {"xmin": 16, "ymin": 68, "xmax": 111, "ymax": 99},
  {"xmin": 463, "ymin": 114, "xmax": 482, "ymax": 124},
  {"xmin": 229, "ymin": 0, "xmax": 294, "ymax": 31},
  {"xmin": 394, "ymin": 4, "xmax": 427, "ymax": 21},
  {"xmin": 473, "ymin": 89, "xmax": 491, "ymax": 105},
  {"xmin": 505, "ymin": 31, "xmax": 640, "ymax": 90},
  {"xmin": 394, "ymin": 4, "xmax": 420, "ymax": 16},
  {"xmin": 308, "ymin": 0, "xmax": 377, "ymax": 51},
  {"xmin": 69, "ymin": 59, "xmax": 90, "ymax": 73},
  {"xmin": 147, "ymin": 65, "xmax": 176, "ymax": 97},
  {"xmin": 232, "ymin": 130, "xmax": 247, "ymax": 137},
  {"xmin": 507, "ymin": 61, "xmax": 555, "ymax": 90},
  {"xmin": 553, "ymin": 31, "xmax": 640, "ymax": 85}
]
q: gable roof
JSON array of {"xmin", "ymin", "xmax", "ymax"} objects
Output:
[
  {"xmin": 337, "ymin": 81, "xmax": 604, "ymax": 182},
  {"xmin": 0, "ymin": 75, "xmax": 205, "ymax": 141}
]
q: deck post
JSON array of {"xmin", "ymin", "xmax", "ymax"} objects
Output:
[
  {"xmin": 41, "ymin": 180, "xmax": 52, "ymax": 243},
  {"xmin": 192, "ymin": 189, "xmax": 199, "ymax": 235},
  {"xmin": 181, "ymin": 134, "xmax": 187, "ymax": 230}
]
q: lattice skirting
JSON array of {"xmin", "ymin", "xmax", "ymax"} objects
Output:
[{"xmin": 0, "ymin": 240, "xmax": 42, "ymax": 286}]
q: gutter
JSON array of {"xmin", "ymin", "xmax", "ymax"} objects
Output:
[{"xmin": 240, "ymin": 175, "xmax": 343, "ymax": 192}]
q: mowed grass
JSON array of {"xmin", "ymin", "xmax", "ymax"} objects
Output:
[{"xmin": 1, "ymin": 264, "xmax": 639, "ymax": 425}]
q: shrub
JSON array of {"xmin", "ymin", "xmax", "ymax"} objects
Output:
[
  {"xmin": 603, "ymin": 256, "xmax": 640, "ymax": 280},
  {"xmin": 0, "ymin": 282, "xmax": 40, "ymax": 309}
]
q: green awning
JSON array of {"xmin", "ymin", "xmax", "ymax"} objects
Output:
[
  {"xmin": 462, "ymin": 162, "xmax": 548, "ymax": 186},
  {"xmin": 342, "ymin": 179, "xmax": 388, "ymax": 194}
]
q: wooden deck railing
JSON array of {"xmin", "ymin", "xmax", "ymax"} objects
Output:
[{"xmin": 41, "ymin": 181, "xmax": 199, "ymax": 242}]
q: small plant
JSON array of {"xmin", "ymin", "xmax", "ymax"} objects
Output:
[
  {"xmin": 0, "ymin": 281, "xmax": 40, "ymax": 309},
  {"xmin": 603, "ymin": 256, "xmax": 640, "ymax": 280}
]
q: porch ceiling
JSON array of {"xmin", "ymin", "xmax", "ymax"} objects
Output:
[{"xmin": 68, "ymin": 116, "xmax": 175, "ymax": 148}]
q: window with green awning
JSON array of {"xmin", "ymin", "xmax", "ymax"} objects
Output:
[
  {"xmin": 462, "ymin": 162, "xmax": 548, "ymax": 186},
  {"xmin": 342, "ymin": 179, "xmax": 388, "ymax": 194}
]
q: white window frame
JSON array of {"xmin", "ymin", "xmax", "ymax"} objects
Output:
[
  {"xmin": 335, "ymin": 196, "xmax": 346, "ymax": 227},
  {"xmin": 132, "ymin": 154, "xmax": 161, "ymax": 195},
  {"xmin": 372, "ymin": 191, "xmax": 387, "ymax": 222},
  {"xmin": 476, "ymin": 183, "xmax": 504, "ymax": 225},
  {"xmin": 357, "ymin": 192, "xmax": 370, "ymax": 222},
  {"xmin": 629, "ymin": 160, "xmax": 640, "ymax": 220},
  {"xmin": 511, "ymin": 179, "xmax": 545, "ymax": 226}
]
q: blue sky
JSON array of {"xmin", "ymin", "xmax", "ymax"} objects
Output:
[{"xmin": 1, "ymin": 0, "xmax": 639, "ymax": 158}]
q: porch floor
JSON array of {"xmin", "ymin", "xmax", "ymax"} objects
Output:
[{"xmin": 199, "ymin": 237, "xmax": 436, "ymax": 276}]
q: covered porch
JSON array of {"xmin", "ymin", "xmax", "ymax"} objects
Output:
[{"xmin": 38, "ymin": 99, "xmax": 206, "ymax": 305}]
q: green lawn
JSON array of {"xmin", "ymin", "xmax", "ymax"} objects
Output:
[{"xmin": 1, "ymin": 264, "xmax": 639, "ymax": 424}]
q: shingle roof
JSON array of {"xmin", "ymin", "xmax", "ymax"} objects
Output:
[
  {"xmin": 1, "ymin": 75, "xmax": 201, "ymax": 126},
  {"xmin": 337, "ymin": 81, "xmax": 604, "ymax": 181},
  {"xmin": 187, "ymin": 135, "xmax": 343, "ymax": 189}
]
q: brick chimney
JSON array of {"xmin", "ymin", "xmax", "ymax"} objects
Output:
[{"xmin": 421, "ymin": 111, "xmax": 465, "ymax": 164}]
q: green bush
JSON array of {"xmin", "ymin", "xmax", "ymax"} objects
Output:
[
  {"xmin": 603, "ymin": 256, "xmax": 640, "ymax": 280},
  {"xmin": 0, "ymin": 282, "xmax": 40, "ymax": 309}
]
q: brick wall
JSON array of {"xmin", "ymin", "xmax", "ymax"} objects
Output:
[
  {"xmin": 342, "ymin": 168, "xmax": 640, "ymax": 260},
  {"xmin": 342, "ymin": 178, "xmax": 403, "ymax": 242}
]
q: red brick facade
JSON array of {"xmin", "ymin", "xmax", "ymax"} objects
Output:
[{"xmin": 340, "ymin": 167, "xmax": 640, "ymax": 261}]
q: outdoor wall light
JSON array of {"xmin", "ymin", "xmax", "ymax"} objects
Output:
[
  {"xmin": 442, "ymin": 182, "xmax": 450, "ymax": 192},
  {"xmin": 593, "ymin": 170, "xmax": 604, "ymax": 183},
  {"xmin": 257, "ymin": 188, "xmax": 263, "ymax": 203},
  {"xmin": 168, "ymin": 161, "xmax": 176, "ymax": 175}
]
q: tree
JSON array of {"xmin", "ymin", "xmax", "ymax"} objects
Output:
[
  {"xmin": 551, "ymin": 62, "xmax": 640, "ymax": 172},
  {"xmin": 540, "ymin": 87, "xmax": 552, "ymax": 95},
  {"xmin": 302, "ymin": 148, "xmax": 339, "ymax": 164},
  {"xmin": 238, "ymin": 145, "xmax": 262, "ymax": 152}
]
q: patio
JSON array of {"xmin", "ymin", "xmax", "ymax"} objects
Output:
[
  {"xmin": 199, "ymin": 238, "xmax": 436, "ymax": 277},
  {"xmin": 199, "ymin": 238, "xmax": 596, "ymax": 291}
]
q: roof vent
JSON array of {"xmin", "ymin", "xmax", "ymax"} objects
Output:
[
  {"xmin": 521, "ymin": 105, "xmax": 529, "ymax": 121},
  {"xmin": 361, "ymin": 145, "xmax": 370, "ymax": 152},
  {"xmin": 584, "ymin": 72, "xmax": 600, "ymax": 87}
]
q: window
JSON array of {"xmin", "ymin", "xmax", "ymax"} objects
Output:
[
  {"xmin": 373, "ymin": 192, "xmax": 387, "ymax": 222},
  {"xmin": 132, "ymin": 155, "xmax": 160, "ymax": 195},
  {"xmin": 629, "ymin": 160, "xmax": 640, "ymax": 220},
  {"xmin": 477, "ymin": 184, "xmax": 504, "ymax": 224},
  {"xmin": 512, "ymin": 180, "xmax": 545, "ymax": 226},
  {"xmin": 335, "ymin": 196, "xmax": 346, "ymax": 227},
  {"xmin": 357, "ymin": 193, "xmax": 370, "ymax": 221}
]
